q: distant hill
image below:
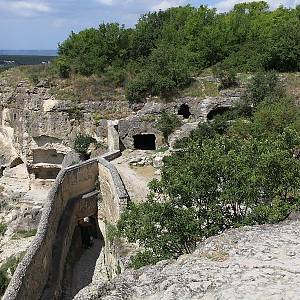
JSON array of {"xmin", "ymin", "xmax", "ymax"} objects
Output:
[
  {"xmin": 0, "ymin": 55, "xmax": 56, "ymax": 68},
  {"xmin": 0, "ymin": 50, "xmax": 57, "ymax": 56}
]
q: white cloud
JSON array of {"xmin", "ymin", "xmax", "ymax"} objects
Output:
[
  {"xmin": 151, "ymin": 0, "xmax": 185, "ymax": 11},
  {"xmin": 96, "ymin": 0, "xmax": 113, "ymax": 5},
  {"xmin": 94, "ymin": 0, "xmax": 188, "ymax": 12},
  {"xmin": 214, "ymin": 0, "xmax": 300, "ymax": 12},
  {"xmin": 0, "ymin": 0, "xmax": 51, "ymax": 17}
]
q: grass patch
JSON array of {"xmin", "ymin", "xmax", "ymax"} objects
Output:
[
  {"xmin": 155, "ymin": 146, "xmax": 169, "ymax": 153},
  {"xmin": 12, "ymin": 229, "xmax": 37, "ymax": 240},
  {"xmin": 181, "ymin": 78, "xmax": 219, "ymax": 98},
  {"xmin": 0, "ymin": 223, "xmax": 7, "ymax": 236},
  {"xmin": 0, "ymin": 253, "xmax": 25, "ymax": 296},
  {"xmin": 49, "ymin": 74, "xmax": 126, "ymax": 102}
]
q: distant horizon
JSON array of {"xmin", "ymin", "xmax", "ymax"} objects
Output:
[
  {"xmin": 0, "ymin": 1, "xmax": 297, "ymax": 50},
  {"xmin": 0, "ymin": 50, "xmax": 57, "ymax": 56}
]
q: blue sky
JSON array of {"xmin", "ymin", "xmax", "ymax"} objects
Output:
[{"xmin": 0, "ymin": 0, "xmax": 299, "ymax": 50}]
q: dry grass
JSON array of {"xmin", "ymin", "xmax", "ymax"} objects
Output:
[
  {"xmin": 201, "ymin": 250, "xmax": 230, "ymax": 262},
  {"xmin": 285, "ymin": 72, "xmax": 300, "ymax": 99},
  {"xmin": 50, "ymin": 74, "xmax": 126, "ymax": 102},
  {"xmin": 181, "ymin": 78, "xmax": 219, "ymax": 98}
]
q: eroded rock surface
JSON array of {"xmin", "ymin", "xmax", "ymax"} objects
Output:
[{"xmin": 74, "ymin": 220, "xmax": 300, "ymax": 300}]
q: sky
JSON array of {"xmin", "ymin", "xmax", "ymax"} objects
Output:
[{"xmin": 0, "ymin": 0, "xmax": 299, "ymax": 50}]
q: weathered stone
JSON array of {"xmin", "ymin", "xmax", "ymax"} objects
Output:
[{"xmin": 74, "ymin": 220, "xmax": 300, "ymax": 300}]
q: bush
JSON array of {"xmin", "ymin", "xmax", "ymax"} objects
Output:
[
  {"xmin": 0, "ymin": 223, "xmax": 7, "ymax": 236},
  {"xmin": 0, "ymin": 254, "xmax": 24, "ymax": 296},
  {"xmin": 74, "ymin": 134, "xmax": 96, "ymax": 155},
  {"xmin": 156, "ymin": 111, "xmax": 182, "ymax": 141},
  {"xmin": 242, "ymin": 71, "xmax": 284, "ymax": 108},
  {"xmin": 212, "ymin": 64, "xmax": 237, "ymax": 90},
  {"xmin": 118, "ymin": 132, "xmax": 300, "ymax": 268},
  {"xmin": 126, "ymin": 45, "xmax": 193, "ymax": 102},
  {"xmin": 56, "ymin": 58, "xmax": 71, "ymax": 79}
]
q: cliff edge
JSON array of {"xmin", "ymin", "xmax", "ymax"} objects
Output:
[{"xmin": 74, "ymin": 219, "xmax": 300, "ymax": 300}]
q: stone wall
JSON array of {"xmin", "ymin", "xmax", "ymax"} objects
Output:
[{"xmin": 3, "ymin": 152, "xmax": 129, "ymax": 300}]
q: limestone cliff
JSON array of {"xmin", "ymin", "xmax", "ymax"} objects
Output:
[{"xmin": 74, "ymin": 219, "xmax": 300, "ymax": 300}]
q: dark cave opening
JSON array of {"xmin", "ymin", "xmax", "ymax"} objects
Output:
[
  {"xmin": 178, "ymin": 104, "xmax": 191, "ymax": 119},
  {"xmin": 133, "ymin": 134, "xmax": 156, "ymax": 150}
]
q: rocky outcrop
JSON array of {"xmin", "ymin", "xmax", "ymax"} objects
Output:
[{"xmin": 73, "ymin": 220, "xmax": 300, "ymax": 300}]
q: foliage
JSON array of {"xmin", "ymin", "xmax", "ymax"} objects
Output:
[
  {"xmin": 56, "ymin": 2, "xmax": 300, "ymax": 102},
  {"xmin": 242, "ymin": 71, "xmax": 284, "ymax": 108},
  {"xmin": 0, "ymin": 253, "xmax": 24, "ymax": 296},
  {"xmin": 156, "ymin": 111, "xmax": 182, "ymax": 141},
  {"xmin": 0, "ymin": 223, "xmax": 7, "ymax": 236},
  {"xmin": 212, "ymin": 64, "xmax": 237, "ymax": 89},
  {"xmin": 55, "ymin": 57, "xmax": 71, "ymax": 79},
  {"xmin": 11, "ymin": 229, "xmax": 37, "ymax": 240},
  {"xmin": 126, "ymin": 45, "xmax": 193, "ymax": 102},
  {"xmin": 118, "ymin": 73, "xmax": 300, "ymax": 268},
  {"xmin": 74, "ymin": 134, "xmax": 96, "ymax": 155}
]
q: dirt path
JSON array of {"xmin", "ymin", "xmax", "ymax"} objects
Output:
[{"xmin": 112, "ymin": 151, "xmax": 159, "ymax": 203}]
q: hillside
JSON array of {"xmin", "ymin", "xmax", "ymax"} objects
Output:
[{"xmin": 2, "ymin": 1, "xmax": 300, "ymax": 299}]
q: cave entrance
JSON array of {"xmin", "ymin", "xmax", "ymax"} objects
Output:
[
  {"xmin": 133, "ymin": 134, "xmax": 156, "ymax": 150},
  {"xmin": 178, "ymin": 104, "xmax": 191, "ymax": 119},
  {"xmin": 207, "ymin": 107, "xmax": 232, "ymax": 120}
]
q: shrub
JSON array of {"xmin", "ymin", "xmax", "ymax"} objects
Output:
[
  {"xmin": 242, "ymin": 71, "xmax": 284, "ymax": 108},
  {"xmin": 156, "ymin": 111, "xmax": 182, "ymax": 141},
  {"xmin": 118, "ymin": 133, "xmax": 300, "ymax": 268},
  {"xmin": 0, "ymin": 223, "xmax": 7, "ymax": 236},
  {"xmin": 56, "ymin": 58, "xmax": 71, "ymax": 79},
  {"xmin": 212, "ymin": 64, "xmax": 237, "ymax": 90},
  {"xmin": 126, "ymin": 45, "xmax": 193, "ymax": 102},
  {"xmin": 0, "ymin": 254, "xmax": 24, "ymax": 296},
  {"xmin": 74, "ymin": 134, "xmax": 96, "ymax": 155}
]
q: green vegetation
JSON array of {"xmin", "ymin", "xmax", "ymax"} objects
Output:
[
  {"xmin": 12, "ymin": 229, "xmax": 37, "ymax": 240},
  {"xmin": 55, "ymin": 2, "xmax": 300, "ymax": 102},
  {"xmin": 74, "ymin": 134, "xmax": 96, "ymax": 155},
  {"xmin": 0, "ymin": 223, "xmax": 7, "ymax": 236},
  {"xmin": 212, "ymin": 64, "xmax": 238, "ymax": 90},
  {"xmin": 115, "ymin": 72, "xmax": 300, "ymax": 268},
  {"xmin": 0, "ymin": 253, "xmax": 24, "ymax": 296},
  {"xmin": 156, "ymin": 111, "xmax": 182, "ymax": 141}
]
